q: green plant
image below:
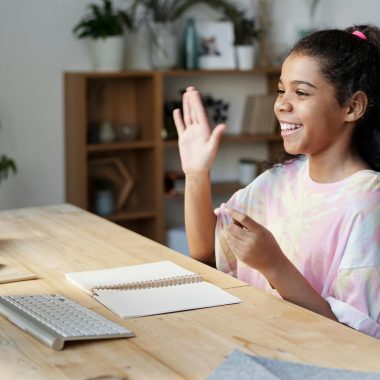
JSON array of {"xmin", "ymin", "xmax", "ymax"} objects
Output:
[
  {"xmin": 233, "ymin": 16, "xmax": 259, "ymax": 45},
  {"xmin": 73, "ymin": 0, "xmax": 133, "ymax": 39},
  {"xmin": 219, "ymin": 5, "xmax": 260, "ymax": 45},
  {"xmin": 0, "ymin": 155, "xmax": 17, "ymax": 184}
]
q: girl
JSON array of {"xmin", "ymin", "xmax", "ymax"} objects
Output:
[{"xmin": 173, "ymin": 25, "xmax": 380, "ymax": 339}]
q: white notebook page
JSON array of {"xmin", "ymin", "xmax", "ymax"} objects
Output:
[{"xmin": 94, "ymin": 282, "xmax": 241, "ymax": 318}]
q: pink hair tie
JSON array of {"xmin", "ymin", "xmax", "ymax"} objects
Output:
[{"xmin": 352, "ymin": 30, "xmax": 367, "ymax": 40}]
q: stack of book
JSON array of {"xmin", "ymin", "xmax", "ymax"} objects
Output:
[{"xmin": 241, "ymin": 94, "xmax": 278, "ymax": 135}]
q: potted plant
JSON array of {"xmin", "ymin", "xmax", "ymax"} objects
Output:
[
  {"xmin": 0, "ymin": 155, "xmax": 17, "ymax": 185},
  {"xmin": 73, "ymin": 0, "xmax": 133, "ymax": 71},
  {"xmin": 220, "ymin": 6, "xmax": 260, "ymax": 70}
]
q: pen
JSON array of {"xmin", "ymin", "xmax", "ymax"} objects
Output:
[{"xmin": 0, "ymin": 273, "xmax": 38, "ymax": 285}]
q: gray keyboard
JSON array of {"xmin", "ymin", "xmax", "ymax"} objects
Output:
[{"xmin": 0, "ymin": 295, "xmax": 134, "ymax": 350}]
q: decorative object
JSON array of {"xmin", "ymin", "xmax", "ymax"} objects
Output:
[
  {"xmin": 90, "ymin": 157, "xmax": 135, "ymax": 211},
  {"xmin": 234, "ymin": 17, "xmax": 260, "ymax": 70},
  {"xmin": 116, "ymin": 122, "xmax": 140, "ymax": 142},
  {"xmin": 72, "ymin": 0, "xmax": 133, "ymax": 70},
  {"xmin": 183, "ymin": 18, "xmax": 199, "ymax": 70},
  {"xmin": 217, "ymin": 3, "xmax": 260, "ymax": 70},
  {"xmin": 128, "ymin": 0, "xmax": 198, "ymax": 70},
  {"xmin": 149, "ymin": 22, "xmax": 178, "ymax": 69},
  {"xmin": 93, "ymin": 178, "xmax": 116, "ymax": 216},
  {"xmin": 98, "ymin": 121, "xmax": 116, "ymax": 143},
  {"xmin": 128, "ymin": 0, "xmax": 241, "ymax": 69},
  {"xmin": 197, "ymin": 21, "xmax": 236, "ymax": 70},
  {"xmin": 0, "ymin": 154, "xmax": 17, "ymax": 185},
  {"xmin": 202, "ymin": 93, "xmax": 229, "ymax": 124},
  {"xmin": 163, "ymin": 90, "xmax": 229, "ymax": 140},
  {"xmin": 239, "ymin": 158, "xmax": 259, "ymax": 186},
  {"xmin": 235, "ymin": 45, "xmax": 255, "ymax": 70},
  {"xmin": 89, "ymin": 37, "xmax": 125, "ymax": 71}
]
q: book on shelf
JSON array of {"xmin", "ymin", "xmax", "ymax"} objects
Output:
[
  {"xmin": 241, "ymin": 94, "xmax": 277, "ymax": 135},
  {"xmin": 65, "ymin": 261, "xmax": 241, "ymax": 319}
]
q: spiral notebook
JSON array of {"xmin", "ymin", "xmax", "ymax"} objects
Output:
[{"xmin": 65, "ymin": 261, "xmax": 241, "ymax": 318}]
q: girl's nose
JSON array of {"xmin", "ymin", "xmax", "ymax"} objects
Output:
[{"xmin": 274, "ymin": 96, "xmax": 293, "ymax": 113}]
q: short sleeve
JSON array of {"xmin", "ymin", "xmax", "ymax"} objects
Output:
[
  {"xmin": 326, "ymin": 267, "xmax": 380, "ymax": 338},
  {"xmin": 326, "ymin": 202, "xmax": 380, "ymax": 338}
]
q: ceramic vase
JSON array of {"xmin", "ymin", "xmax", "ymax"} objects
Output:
[
  {"xmin": 236, "ymin": 45, "xmax": 256, "ymax": 70},
  {"xmin": 150, "ymin": 23, "xmax": 178, "ymax": 70}
]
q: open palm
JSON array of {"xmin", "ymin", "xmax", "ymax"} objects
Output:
[{"xmin": 173, "ymin": 87, "xmax": 226, "ymax": 175}]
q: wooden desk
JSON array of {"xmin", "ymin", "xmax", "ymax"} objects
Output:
[{"xmin": 0, "ymin": 204, "xmax": 379, "ymax": 379}]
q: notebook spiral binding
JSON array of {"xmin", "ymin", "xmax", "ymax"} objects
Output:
[{"xmin": 91, "ymin": 274, "xmax": 203, "ymax": 295}]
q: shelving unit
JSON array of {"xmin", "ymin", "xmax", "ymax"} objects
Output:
[{"xmin": 65, "ymin": 68, "xmax": 281, "ymax": 243}]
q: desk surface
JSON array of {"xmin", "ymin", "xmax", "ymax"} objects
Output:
[{"xmin": 0, "ymin": 204, "xmax": 379, "ymax": 379}]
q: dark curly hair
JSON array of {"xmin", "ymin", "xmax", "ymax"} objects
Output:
[{"xmin": 271, "ymin": 25, "xmax": 380, "ymax": 171}]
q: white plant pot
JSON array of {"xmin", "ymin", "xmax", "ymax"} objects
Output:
[
  {"xmin": 149, "ymin": 23, "xmax": 178, "ymax": 70},
  {"xmin": 235, "ymin": 45, "xmax": 256, "ymax": 71},
  {"xmin": 89, "ymin": 36, "xmax": 124, "ymax": 71}
]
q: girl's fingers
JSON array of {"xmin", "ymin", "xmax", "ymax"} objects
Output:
[
  {"xmin": 209, "ymin": 123, "xmax": 226, "ymax": 147},
  {"xmin": 194, "ymin": 94, "xmax": 210, "ymax": 125},
  {"xmin": 183, "ymin": 86, "xmax": 210, "ymax": 129},
  {"xmin": 183, "ymin": 92, "xmax": 192, "ymax": 126},
  {"xmin": 187, "ymin": 88, "xmax": 207, "ymax": 126},
  {"xmin": 173, "ymin": 109, "xmax": 185, "ymax": 135},
  {"xmin": 227, "ymin": 223, "xmax": 247, "ymax": 240},
  {"xmin": 188, "ymin": 91, "xmax": 200, "ymax": 125},
  {"xmin": 225, "ymin": 208, "xmax": 255, "ymax": 231}
]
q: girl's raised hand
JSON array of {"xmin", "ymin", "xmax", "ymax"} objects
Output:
[
  {"xmin": 173, "ymin": 87, "xmax": 226, "ymax": 175},
  {"xmin": 224, "ymin": 208, "xmax": 286, "ymax": 274}
]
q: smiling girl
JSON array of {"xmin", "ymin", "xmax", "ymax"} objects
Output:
[{"xmin": 173, "ymin": 25, "xmax": 380, "ymax": 338}]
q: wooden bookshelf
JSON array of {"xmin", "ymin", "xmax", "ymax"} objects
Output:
[{"xmin": 65, "ymin": 68, "xmax": 281, "ymax": 243}]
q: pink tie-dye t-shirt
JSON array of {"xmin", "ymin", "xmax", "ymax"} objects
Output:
[{"xmin": 215, "ymin": 156, "xmax": 380, "ymax": 339}]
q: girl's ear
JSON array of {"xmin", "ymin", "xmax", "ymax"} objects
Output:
[{"xmin": 345, "ymin": 91, "xmax": 368, "ymax": 122}]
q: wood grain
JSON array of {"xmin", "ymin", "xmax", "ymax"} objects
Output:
[{"xmin": 1, "ymin": 204, "xmax": 379, "ymax": 380}]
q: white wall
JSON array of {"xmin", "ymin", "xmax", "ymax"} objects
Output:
[{"xmin": 1, "ymin": 0, "xmax": 380, "ymax": 210}]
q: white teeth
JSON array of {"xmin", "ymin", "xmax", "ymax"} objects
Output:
[{"xmin": 280, "ymin": 123, "xmax": 302, "ymax": 131}]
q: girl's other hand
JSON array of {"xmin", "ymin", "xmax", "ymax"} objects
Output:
[
  {"xmin": 225, "ymin": 208, "xmax": 286, "ymax": 274},
  {"xmin": 173, "ymin": 87, "xmax": 226, "ymax": 175}
]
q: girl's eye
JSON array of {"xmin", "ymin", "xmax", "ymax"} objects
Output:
[
  {"xmin": 296, "ymin": 90, "xmax": 308, "ymax": 96},
  {"xmin": 277, "ymin": 89, "xmax": 285, "ymax": 95}
]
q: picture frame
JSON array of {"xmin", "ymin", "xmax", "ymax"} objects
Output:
[{"xmin": 196, "ymin": 21, "xmax": 236, "ymax": 70}]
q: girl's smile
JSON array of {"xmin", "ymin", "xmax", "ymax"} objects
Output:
[{"xmin": 279, "ymin": 122, "xmax": 304, "ymax": 137}]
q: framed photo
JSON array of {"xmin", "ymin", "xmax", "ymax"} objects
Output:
[{"xmin": 196, "ymin": 21, "xmax": 236, "ymax": 70}]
